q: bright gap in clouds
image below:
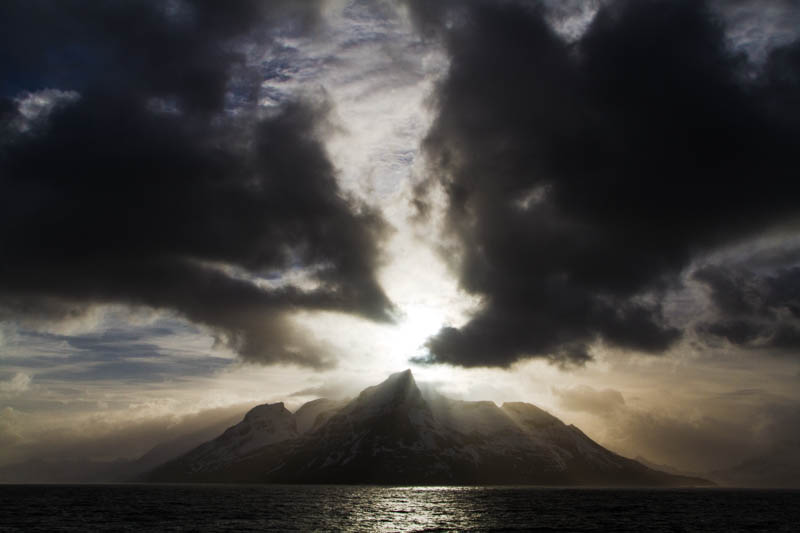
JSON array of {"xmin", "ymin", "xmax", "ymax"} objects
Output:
[{"xmin": 258, "ymin": 0, "xmax": 476, "ymax": 373}]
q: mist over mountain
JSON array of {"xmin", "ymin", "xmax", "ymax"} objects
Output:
[
  {"xmin": 0, "ymin": 406, "xmax": 247, "ymax": 483},
  {"xmin": 147, "ymin": 370, "xmax": 710, "ymax": 486},
  {"xmin": 710, "ymin": 442, "xmax": 800, "ymax": 488}
]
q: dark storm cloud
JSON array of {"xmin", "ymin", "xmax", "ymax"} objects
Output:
[
  {"xmin": 0, "ymin": 0, "xmax": 393, "ymax": 367},
  {"xmin": 695, "ymin": 265, "xmax": 800, "ymax": 352},
  {"xmin": 0, "ymin": 0, "xmax": 320, "ymax": 105},
  {"xmin": 409, "ymin": 0, "xmax": 800, "ymax": 367}
]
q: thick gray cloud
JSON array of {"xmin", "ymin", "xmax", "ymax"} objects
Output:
[
  {"xmin": 409, "ymin": 0, "xmax": 800, "ymax": 367},
  {"xmin": 0, "ymin": 0, "xmax": 394, "ymax": 367},
  {"xmin": 695, "ymin": 265, "xmax": 800, "ymax": 352}
]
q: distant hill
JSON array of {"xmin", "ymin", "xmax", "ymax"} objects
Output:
[
  {"xmin": 0, "ymin": 409, "xmax": 246, "ymax": 483},
  {"xmin": 147, "ymin": 370, "xmax": 712, "ymax": 486},
  {"xmin": 709, "ymin": 441, "xmax": 800, "ymax": 488}
]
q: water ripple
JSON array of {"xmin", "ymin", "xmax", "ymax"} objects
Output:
[{"xmin": 0, "ymin": 485, "xmax": 797, "ymax": 532}]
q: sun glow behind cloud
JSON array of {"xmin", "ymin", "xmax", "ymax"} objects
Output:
[{"xmin": 252, "ymin": 0, "xmax": 477, "ymax": 373}]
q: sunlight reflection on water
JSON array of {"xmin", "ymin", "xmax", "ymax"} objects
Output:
[{"xmin": 1, "ymin": 484, "xmax": 798, "ymax": 532}]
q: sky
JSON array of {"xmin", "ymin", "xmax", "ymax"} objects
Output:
[{"xmin": 1, "ymin": 0, "xmax": 800, "ymax": 479}]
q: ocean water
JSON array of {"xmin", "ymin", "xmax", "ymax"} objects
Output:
[{"xmin": 0, "ymin": 485, "xmax": 798, "ymax": 532}]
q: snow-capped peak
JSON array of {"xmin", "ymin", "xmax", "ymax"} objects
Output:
[
  {"xmin": 344, "ymin": 369, "xmax": 424, "ymax": 419},
  {"xmin": 244, "ymin": 402, "xmax": 290, "ymax": 422}
]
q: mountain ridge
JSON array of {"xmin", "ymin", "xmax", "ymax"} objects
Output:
[{"xmin": 147, "ymin": 370, "xmax": 712, "ymax": 486}]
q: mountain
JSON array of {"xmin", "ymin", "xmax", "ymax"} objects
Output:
[
  {"xmin": 709, "ymin": 441, "xmax": 800, "ymax": 488},
  {"xmin": 634, "ymin": 456, "xmax": 703, "ymax": 478},
  {"xmin": 147, "ymin": 370, "xmax": 712, "ymax": 486}
]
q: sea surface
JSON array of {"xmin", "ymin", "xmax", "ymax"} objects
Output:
[{"xmin": 0, "ymin": 484, "xmax": 798, "ymax": 532}]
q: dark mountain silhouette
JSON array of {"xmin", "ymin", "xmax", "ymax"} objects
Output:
[{"xmin": 147, "ymin": 370, "xmax": 711, "ymax": 486}]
